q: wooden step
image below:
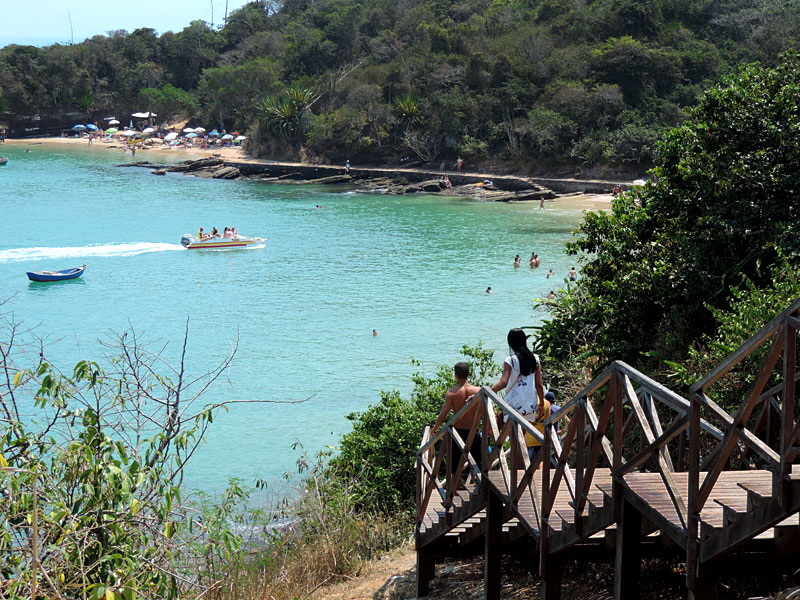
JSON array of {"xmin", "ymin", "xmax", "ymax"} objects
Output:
[
  {"xmin": 712, "ymin": 498, "xmax": 744, "ymax": 527},
  {"xmin": 737, "ymin": 482, "xmax": 769, "ymax": 511}
]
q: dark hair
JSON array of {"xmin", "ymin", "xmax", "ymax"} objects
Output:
[
  {"xmin": 454, "ymin": 362, "xmax": 470, "ymax": 379},
  {"xmin": 507, "ymin": 328, "xmax": 537, "ymax": 376}
]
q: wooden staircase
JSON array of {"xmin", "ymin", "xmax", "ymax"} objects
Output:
[{"xmin": 416, "ymin": 299, "xmax": 800, "ymax": 599}]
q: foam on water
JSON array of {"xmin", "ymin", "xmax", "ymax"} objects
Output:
[{"xmin": 0, "ymin": 242, "xmax": 185, "ymax": 263}]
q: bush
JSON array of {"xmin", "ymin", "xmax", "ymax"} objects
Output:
[{"xmin": 329, "ymin": 344, "xmax": 499, "ymax": 514}]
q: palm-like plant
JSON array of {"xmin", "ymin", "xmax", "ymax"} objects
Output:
[
  {"xmin": 393, "ymin": 93, "xmax": 422, "ymax": 129},
  {"xmin": 257, "ymin": 85, "xmax": 318, "ymax": 138}
]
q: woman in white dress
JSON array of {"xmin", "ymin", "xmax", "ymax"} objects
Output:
[{"xmin": 491, "ymin": 328, "xmax": 548, "ymax": 457}]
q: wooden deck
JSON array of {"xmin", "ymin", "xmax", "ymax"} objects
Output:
[{"xmin": 416, "ymin": 300, "xmax": 800, "ymax": 599}]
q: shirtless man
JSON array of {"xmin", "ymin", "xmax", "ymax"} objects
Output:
[{"xmin": 433, "ymin": 362, "xmax": 482, "ymax": 473}]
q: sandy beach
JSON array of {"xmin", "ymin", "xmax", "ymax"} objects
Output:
[{"xmin": 2, "ymin": 136, "xmax": 613, "ymax": 210}]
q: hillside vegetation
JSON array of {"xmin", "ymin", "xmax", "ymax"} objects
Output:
[{"xmin": 1, "ymin": 0, "xmax": 799, "ymax": 172}]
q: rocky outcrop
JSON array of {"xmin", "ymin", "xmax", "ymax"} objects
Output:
[{"xmin": 119, "ymin": 157, "xmax": 568, "ymax": 201}]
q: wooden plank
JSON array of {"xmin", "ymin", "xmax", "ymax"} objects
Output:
[
  {"xmin": 484, "ymin": 490, "xmax": 502, "ymax": 600},
  {"xmin": 574, "ymin": 399, "xmax": 586, "ymax": 531},
  {"xmin": 697, "ymin": 392, "xmax": 780, "ymax": 468},
  {"xmin": 578, "ymin": 393, "xmax": 615, "ymax": 513},
  {"xmin": 782, "ymin": 324, "xmax": 797, "ymax": 506},
  {"xmin": 644, "ymin": 392, "xmax": 675, "ymax": 472},
  {"xmin": 617, "ymin": 415, "xmax": 688, "ymax": 476},
  {"xmin": 545, "ymin": 368, "xmax": 613, "ymax": 425},
  {"xmin": 689, "ymin": 299, "xmax": 800, "ymax": 394}
]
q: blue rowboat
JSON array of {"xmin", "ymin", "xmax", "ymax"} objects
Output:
[{"xmin": 26, "ymin": 265, "xmax": 86, "ymax": 282}]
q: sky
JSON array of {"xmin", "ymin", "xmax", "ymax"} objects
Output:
[{"xmin": 0, "ymin": 0, "xmax": 253, "ymax": 47}]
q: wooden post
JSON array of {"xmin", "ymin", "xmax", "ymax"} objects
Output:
[
  {"xmin": 614, "ymin": 499, "xmax": 641, "ymax": 600},
  {"xmin": 781, "ymin": 322, "xmax": 796, "ymax": 508},
  {"xmin": 416, "ymin": 547, "xmax": 436, "ymax": 598},
  {"xmin": 574, "ymin": 400, "xmax": 586, "ymax": 534},
  {"xmin": 687, "ymin": 395, "xmax": 701, "ymax": 599},
  {"xmin": 540, "ymin": 546, "xmax": 562, "ymax": 600},
  {"xmin": 485, "ymin": 489, "xmax": 502, "ymax": 600}
]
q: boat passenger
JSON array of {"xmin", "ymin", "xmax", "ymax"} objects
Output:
[
  {"xmin": 211, "ymin": 227, "xmax": 219, "ymax": 238},
  {"xmin": 231, "ymin": 226, "xmax": 238, "ymax": 239},
  {"xmin": 223, "ymin": 227, "xmax": 231, "ymax": 239},
  {"xmin": 198, "ymin": 227, "xmax": 205, "ymax": 240}
]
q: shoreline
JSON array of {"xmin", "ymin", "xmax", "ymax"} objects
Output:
[{"xmin": 3, "ymin": 137, "xmax": 614, "ymax": 210}]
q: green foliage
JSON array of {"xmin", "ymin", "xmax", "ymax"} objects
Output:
[
  {"xmin": 0, "ymin": 325, "xmax": 254, "ymax": 599},
  {"xmin": 665, "ymin": 256, "xmax": 800, "ymax": 413},
  {"xmin": 137, "ymin": 84, "xmax": 198, "ymax": 120},
  {"xmin": 329, "ymin": 343, "xmax": 499, "ymax": 514},
  {"xmin": 257, "ymin": 85, "xmax": 318, "ymax": 143},
  {"xmin": 1, "ymin": 0, "xmax": 800, "ymax": 167},
  {"xmin": 536, "ymin": 51, "xmax": 800, "ymax": 366}
]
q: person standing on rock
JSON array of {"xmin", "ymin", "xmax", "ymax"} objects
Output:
[
  {"xmin": 456, "ymin": 156, "xmax": 463, "ymax": 173},
  {"xmin": 345, "ymin": 159, "xmax": 350, "ymax": 174}
]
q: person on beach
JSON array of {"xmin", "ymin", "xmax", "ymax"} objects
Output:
[
  {"xmin": 0, "ymin": 129, "xmax": 5, "ymax": 142},
  {"xmin": 432, "ymin": 362, "xmax": 482, "ymax": 474},
  {"xmin": 440, "ymin": 160, "xmax": 446, "ymax": 171},
  {"xmin": 540, "ymin": 197, "xmax": 545, "ymax": 210},
  {"xmin": 514, "ymin": 255, "xmax": 521, "ymax": 267},
  {"xmin": 456, "ymin": 156, "xmax": 463, "ymax": 173},
  {"xmin": 568, "ymin": 267, "xmax": 577, "ymax": 281},
  {"xmin": 491, "ymin": 328, "xmax": 547, "ymax": 459}
]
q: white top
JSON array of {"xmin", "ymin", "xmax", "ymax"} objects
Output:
[{"xmin": 503, "ymin": 353, "xmax": 539, "ymax": 421}]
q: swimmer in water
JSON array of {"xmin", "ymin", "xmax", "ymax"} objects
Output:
[
  {"xmin": 514, "ymin": 255, "xmax": 521, "ymax": 268},
  {"xmin": 486, "ymin": 286, "xmax": 492, "ymax": 294},
  {"xmin": 372, "ymin": 329, "xmax": 378, "ymax": 336}
]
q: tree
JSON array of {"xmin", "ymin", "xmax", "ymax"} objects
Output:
[
  {"xmin": 0, "ymin": 318, "xmax": 289, "ymax": 599},
  {"xmin": 536, "ymin": 50, "xmax": 800, "ymax": 364}
]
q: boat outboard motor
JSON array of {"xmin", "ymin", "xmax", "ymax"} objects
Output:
[{"xmin": 180, "ymin": 234, "xmax": 193, "ymax": 247}]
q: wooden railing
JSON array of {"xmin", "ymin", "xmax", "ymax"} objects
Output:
[
  {"xmin": 416, "ymin": 385, "xmax": 555, "ymax": 535},
  {"xmin": 539, "ymin": 361, "xmax": 724, "ymax": 549},
  {"xmin": 685, "ymin": 298, "xmax": 800, "ymax": 579}
]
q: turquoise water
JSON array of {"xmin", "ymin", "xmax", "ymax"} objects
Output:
[{"xmin": 0, "ymin": 143, "xmax": 584, "ymax": 493}]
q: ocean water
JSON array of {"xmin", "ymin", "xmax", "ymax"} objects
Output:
[{"xmin": 0, "ymin": 142, "xmax": 586, "ymax": 494}]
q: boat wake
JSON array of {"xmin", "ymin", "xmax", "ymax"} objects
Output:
[{"xmin": 0, "ymin": 242, "xmax": 185, "ymax": 263}]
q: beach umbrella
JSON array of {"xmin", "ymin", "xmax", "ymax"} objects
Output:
[
  {"xmin": 132, "ymin": 111, "xmax": 156, "ymax": 118},
  {"xmin": 105, "ymin": 127, "xmax": 118, "ymax": 134},
  {"xmin": 235, "ymin": 135, "xmax": 247, "ymax": 141},
  {"xmin": 72, "ymin": 124, "xmax": 87, "ymax": 130},
  {"xmin": 221, "ymin": 133, "xmax": 234, "ymax": 140},
  {"xmin": 208, "ymin": 130, "xmax": 220, "ymax": 136},
  {"xmin": 143, "ymin": 127, "xmax": 155, "ymax": 133},
  {"xmin": 86, "ymin": 124, "xmax": 99, "ymax": 131},
  {"xmin": 194, "ymin": 127, "xmax": 206, "ymax": 133},
  {"xmin": 185, "ymin": 132, "xmax": 198, "ymax": 138},
  {"xmin": 108, "ymin": 119, "xmax": 120, "ymax": 125},
  {"xmin": 183, "ymin": 127, "xmax": 195, "ymax": 133},
  {"xmin": 121, "ymin": 130, "xmax": 137, "ymax": 137},
  {"xmin": 164, "ymin": 132, "xmax": 179, "ymax": 141}
]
